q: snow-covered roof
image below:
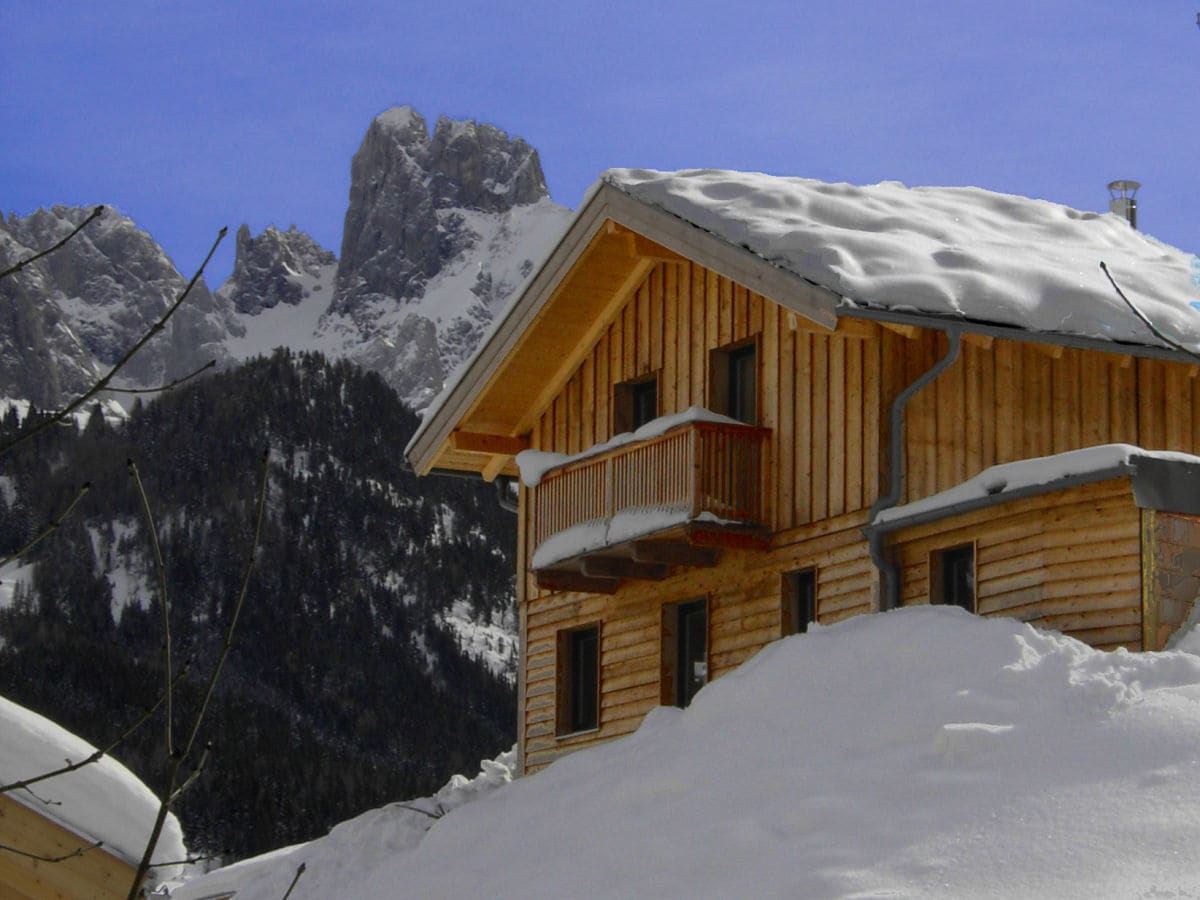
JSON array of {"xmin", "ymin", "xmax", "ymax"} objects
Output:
[
  {"xmin": 0, "ymin": 694, "xmax": 187, "ymax": 879},
  {"xmin": 404, "ymin": 167, "xmax": 1199, "ymax": 479},
  {"xmin": 603, "ymin": 169, "xmax": 1199, "ymax": 351},
  {"xmin": 870, "ymin": 443, "xmax": 1200, "ymax": 531}
]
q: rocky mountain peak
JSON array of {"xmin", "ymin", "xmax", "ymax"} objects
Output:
[
  {"xmin": 428, "ymin": 115, "xmax": 548, "ymax": 213},
  {"xmin": 0, "ymin": 205, "xmax": 235, "ymax": 408},
  {"xmin": 333, "ymin": 106, "xmax": 550, "ymax": 316},
  {"xmin": 219, "ymin": 224, "xmax": 337, "ymax": 315}
]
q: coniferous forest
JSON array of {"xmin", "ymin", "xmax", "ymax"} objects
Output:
[{"xmin": 0, "ymin": 350, "xmax": 516, "ymax": 859}]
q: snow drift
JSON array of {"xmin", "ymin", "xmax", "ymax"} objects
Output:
[{"xmin": 177, "ymin": 606, "xmax": 1200, "ymax": 898}]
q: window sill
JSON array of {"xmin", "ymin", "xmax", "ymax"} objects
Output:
[{"xmin": 555, "ymin": 726, "xmax": 601, "ymax": 743}]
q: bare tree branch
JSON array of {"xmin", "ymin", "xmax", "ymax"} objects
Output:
[
  {"xmin": 0, "ymin": 838, "xmax": 103, "ymax": 864},
  {"xmin": 1100, "ymin": 260, "xmax": 1200, "ymax": 363},
  {"xmin": 281, "ymin": 862, "xmax": 307, "ymax": 900},
  {"xmin": 128, "ymin": 459, "xmax": 175, "ymax": 759},
  {"xmin": 0, "ymin": 481, "xmax": 91, "ymax": 572},
  {"xmin": 126, "ymin": 447, "xmax": 271, "ymax": 900},
  {"xmin": 0, "ymin": 225, "xmax": 227, "ymax": 460},
  {"xmin": 0, "ymin": 206, "xmax": 104, "ymax": 281},
  {"xmin": 100, "ymin": 360, "xmax": 217, "ymax": 395},
  {"xmin": 169, "ymin": 743, "xmax": 211, "ymax": 804},
  {"xmin": 0, "ymin": 661, "xmax": 191, "ymax": 796}
]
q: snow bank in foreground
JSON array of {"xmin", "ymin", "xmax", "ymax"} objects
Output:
[
  {"xmin": 169, "ymin": 749, "xmax": 515, "ymax": 899},
  {"xmin": 605, "ymin": 169, "xmax": 1198, "ymax": 350},
  {"xmin": 177, "ymin": 607, "xmax": 1200, "ymax": 898},
  {"xmin": 0, "ymin": 694, "xmax": 187, "ymax": 884}
]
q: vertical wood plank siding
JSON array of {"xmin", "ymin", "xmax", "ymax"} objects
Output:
[{"xmin": 519, "ymin": 256, "xmax": 1200, "ymax": 772}]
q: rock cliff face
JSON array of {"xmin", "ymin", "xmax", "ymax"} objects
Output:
[
  {"xmin": 0, "ymin": 206, "xmax": 237, "ymax": 408},
  {"xmin": 321, "ymin": 106, "xmax": 568, "ymax": 406},
  {"xmin": 334, "ymin": 106, "xmax": 548, "ymax": 316},
  {"xmin": 2, "ymin": 106, "xmax": 570, "ymax": 411},
  {"xmin": 219, "ymin": 225, "xmax": 337, "ymax": 315}
]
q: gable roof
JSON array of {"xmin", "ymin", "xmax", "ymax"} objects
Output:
[
  {"xmin": 405, "ymin": 169, "xmax": 1197, "ymax": 479},
  {"xmin": 605, "ymin": 169, "xmax": 1197, "ymax": 347}
]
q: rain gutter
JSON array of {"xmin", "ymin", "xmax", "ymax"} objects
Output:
[{"xmin": 866, "ymin": 327, "xmax": 962, "ymax": 611}]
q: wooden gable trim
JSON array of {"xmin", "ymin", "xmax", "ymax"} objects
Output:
[
  {"xmin": 407, "ymin": 182, "xmax": 841, "ymax": 477},
  {"xmin": 407, "ymin": 192, "xmax": 619, "ymax": 475}
]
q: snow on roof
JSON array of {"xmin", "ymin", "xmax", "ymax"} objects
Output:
[
  {"xmin": 0, "ymin": 694, "xmax": 187, "ymax": 879},
  {"xmin": 603, "ymin": 169, "xmax": 1200, "ymax": 350},
  {"xmin": 871, "ymin": 443, "xmax": 1200, "ymax": 530},
  {"xmin": 170, "ymin": 607, "xmax": 1200, "ymax": 898}
]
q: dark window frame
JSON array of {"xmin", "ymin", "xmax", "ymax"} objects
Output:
[
  {"xmin": 782, "ymin": 568, "xmax": 817, "ymax": 636},
  {"xmin": 662, "ymin": 597, "xmax": 709, "ymax": 708},
  {"xmin": 930, "ymin": 543, "xmax": 976, "ymax": 613},
  {"xmin": 709, "ymin": 338, "xmax": 760, "ymax": 425},
  {"xmin": 613, "ymin": 373, "xmax": 660, "ymax": 435},
  {"xmin": 556, "ymin": 623, "xmax": 601, "ymax": 736}
]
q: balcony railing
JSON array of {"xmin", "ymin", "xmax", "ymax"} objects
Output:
[{"xmin": 531, "ymin": 419, "xmax": 770, "ymax": 574}]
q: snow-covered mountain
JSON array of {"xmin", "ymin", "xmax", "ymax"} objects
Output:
[
  {"xmin": 173, "ymin": 606, "xmax": 1200, "ymax": 899},
  {"xmin": 1, "ymin": 106, "xmax": 570, "ymax": 412},
  {"xmin": 0, "ymin": 206, "xmax": 238, "ymax": 409}
]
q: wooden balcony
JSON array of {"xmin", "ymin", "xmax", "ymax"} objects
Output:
[{"xmin": 531, "ymin": 418, "xmax": 771, "ymax": 593}]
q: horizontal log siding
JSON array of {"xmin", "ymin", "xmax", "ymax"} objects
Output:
[
  {"xmin": 522, "ymin": 518, "xmax": 873, "ymax": 772},
  {"xmin": 900, "ymin": 333, "xmax": 1200, "ymax": 505},
  {"xmin": 891, "ymin": 479, "xmax": 1143, "ymax": 650}
]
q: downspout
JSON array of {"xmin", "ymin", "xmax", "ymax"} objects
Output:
[{"xmin": 867, "ymin": 327, "xmax": 962, "ymax": 611}]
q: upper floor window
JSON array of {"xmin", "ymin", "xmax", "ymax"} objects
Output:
[
  {"xmin": 711, "ymin": 341, "xmax": 758, "ymax": 425},
  {"xmin": 931, "ymin": 544, "xmax": 975, "ymax": 612},
  {"xmin": 614, "ymin": 375, "xmax": 658, "ymax": 434}
]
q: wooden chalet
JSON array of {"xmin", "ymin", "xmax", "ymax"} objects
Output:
[{"xmin": 405, "ymin": 169, "xmax": 1200, "ymax": 774}]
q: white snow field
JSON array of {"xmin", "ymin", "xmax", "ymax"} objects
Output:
[
  {"xmin": 0, "ymin": 694, "xmax": 187, "ymax": 887},
  {"xmin": 175, "ymin": 606, "xmax": 1200, "ymax": 898}
]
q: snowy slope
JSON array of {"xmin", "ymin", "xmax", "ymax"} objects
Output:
[
  {"xmin": 604, "ymin": 168, "xmax": 1198, "ymax": 350},
  {"xmin": 175, "ymin": 606, "xmax": 1200, "ymax": 898},
  {"xmin": 0, "ymin": 694, "xmax": 187, "ymax": 885},
  {"xmin": 219, "ymin": 198, "xmax": 568, "ymax": 409}
]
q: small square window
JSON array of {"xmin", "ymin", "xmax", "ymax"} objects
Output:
[
  {"xmin": 614, "ymin": 376, "xmax": 658, "ymax": 434},
  {"xmin": 557, "ymin": 625, "xmax": 600, "ymax": 735},
  {"xmin": 931, "ymin": 544, "xmax": 975, "ymax": 612},
  {"xmin": 782, "ymin": 568, "xmax": 817, "ymax": 635},
  {"xmin": 710, "ymin": 341, "xmax": 758, "ymax": 424}
]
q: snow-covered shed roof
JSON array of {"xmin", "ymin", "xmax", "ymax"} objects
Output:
[
  {"xmin": 0, "ymin": 694, "xmax": 187, "ymax": 877},
  {"xmin": 406, "ymin": 168, "xmax": 1198, "ymax": 479},
  {"xmin": 868, "ymin": 443, "xmax": 1200, "ymax": 533}
]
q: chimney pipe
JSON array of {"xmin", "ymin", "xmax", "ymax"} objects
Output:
[{"xmin": 1108, "ymin": 180, "xmax": 1140, "ymax": 229}]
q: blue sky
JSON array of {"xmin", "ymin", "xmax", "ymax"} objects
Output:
[{"xmin": 2, "ymin": 1, "xmax": 1197, "ymax": 284}]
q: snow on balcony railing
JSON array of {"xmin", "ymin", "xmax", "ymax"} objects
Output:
[{"xmin": 518, "ymin": 409, "xmax": 769, "ymax": 570}]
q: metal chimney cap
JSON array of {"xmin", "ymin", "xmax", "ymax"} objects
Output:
[{"xmin": 1108, "ymin": 180, "xmax": 1141, "ymax": 197}]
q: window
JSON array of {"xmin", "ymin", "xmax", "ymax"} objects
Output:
[
  {"xmin": 557, "ymin": 625, "xmax": 600, "ymax": 735},
  {"xmin": 710, "ymin": 341, "xmax": 758, "ymax": 424},
  {"xmin": 931, "ymin": 544, "xmax": 975, "ymax": 612},
  {"xmin": 614, "ymin": 375, "xmax": 658, "ymax": 434},
  {"xmin": 782, "ymin": 568, "xmax": 817, "ymax": 635},
  {"xmin": 662, "ymin": 598, "xmax": 708, "ymax": 708}
]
